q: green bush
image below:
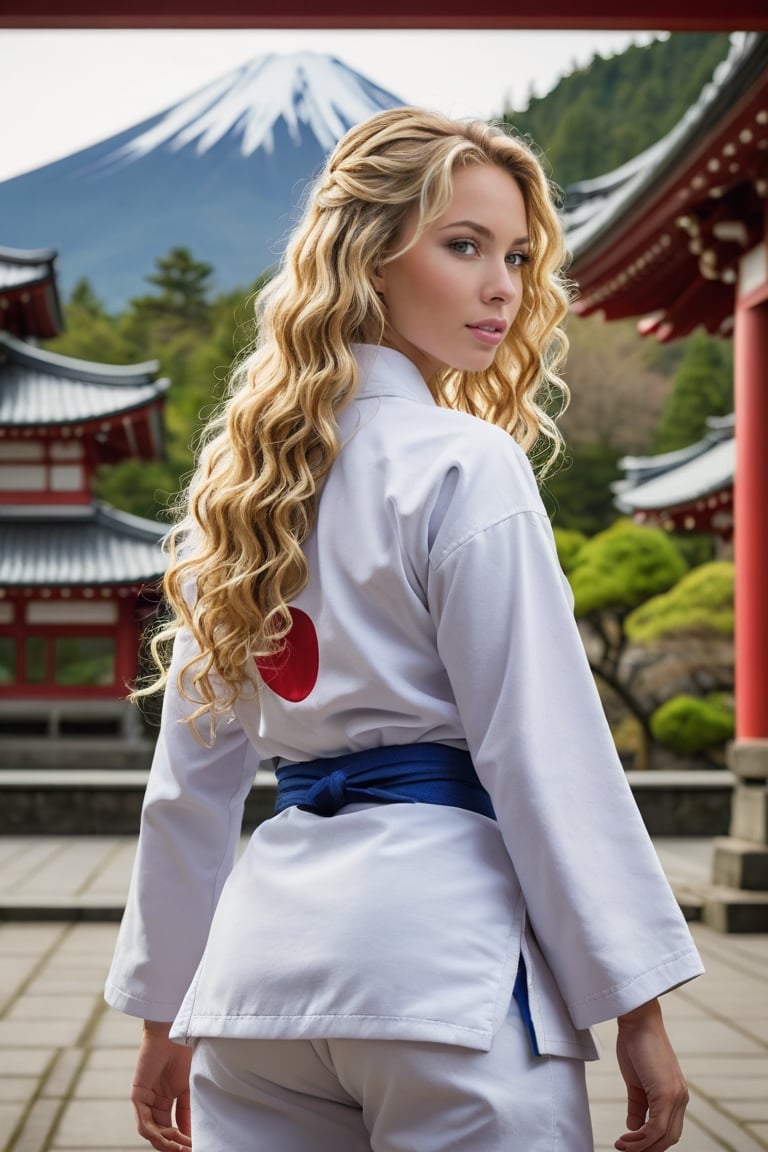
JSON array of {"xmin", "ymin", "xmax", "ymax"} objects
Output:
[
  {"xmin": 553, "ymin": 527, "xmax": 587, "ymax": 573},
  {"xmin": 568, "ymin": 520, "xmax": 687, "ymax": 617},
  {"xmin": 626, "ymin": 561, "xmax": 734, "ymax": 643},
  {"xmin": 650, "ymin": 693, "xmax": 734, "ymax": 755}
]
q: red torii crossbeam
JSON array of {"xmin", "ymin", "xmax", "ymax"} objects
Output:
[{"xmin": 2, "ymin": 1, "xmax": 767, "ymax": 29}]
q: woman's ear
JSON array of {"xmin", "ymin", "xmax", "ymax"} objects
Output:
[{"xmin": 371, "ymin": 264, "xmax": 385, "ymax": 296}]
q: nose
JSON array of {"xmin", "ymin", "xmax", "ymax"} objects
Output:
[{"xmin": 482, "ymin": 259, "xmax": 516, "ymax": 305}]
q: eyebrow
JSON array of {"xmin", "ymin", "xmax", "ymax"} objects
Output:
[{"xmin": 440, "ymin": 219, "xmax": 530, "ymax": 246}]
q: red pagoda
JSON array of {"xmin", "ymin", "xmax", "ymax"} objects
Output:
[{"xmin": 0, "ymin": 246, "xmax": 168, "ymax": 763}]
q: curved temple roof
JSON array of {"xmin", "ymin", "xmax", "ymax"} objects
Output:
[
  {"xmin": 564, "ymin": 32, "xmax": 768, "ymax": 341},
  {"xmin": 0, "ymin": 330, "xmax": 169, "ymax": 428},
  {"xmin": 0, "ymin": 502, "xmax": 167, "ymax": 587},
  {"xmin": 0, "ymin": 246, "xmax": 64, "ymax": 340},
  {"xmin": 614, "ymin": 415, "xmax": 734, "ymax": 534}
]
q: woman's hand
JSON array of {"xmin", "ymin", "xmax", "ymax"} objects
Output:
[
  {"xmin": 614, "ymin": 998, "xmax": 688, "ymax": 1151},
  {"xmin": 130, "ymin": 1020, "xmax": 193, "ymax": 1151}
]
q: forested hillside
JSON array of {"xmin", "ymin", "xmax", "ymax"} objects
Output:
[{"xmin": 504, "ymin": 32, "xmax": 731, "ymax": 190}]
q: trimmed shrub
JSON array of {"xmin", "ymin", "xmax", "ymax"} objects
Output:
[
  {"xmin": 650, "ymin": 693, "xmax": 734, "ymax": 755},
  {"xmin": 626, "ymin": 561, "xmax": 734, "ymax": 643}
]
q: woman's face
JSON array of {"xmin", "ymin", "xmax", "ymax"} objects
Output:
[{"xmin": 373, "ymin": 163, "xmax": 529, "ymax": 383}]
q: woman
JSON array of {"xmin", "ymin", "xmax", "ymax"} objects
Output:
[{"xmin": 106, "ymin": 107, "xmax": 703, "ymax": 1152}]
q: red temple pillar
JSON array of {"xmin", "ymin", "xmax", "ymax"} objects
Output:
[
  {"xmin": 734, "ymin": 297, "xmax": 768, "ymax": 742},
  {"xmin": 710, "ymin": 242, "xmax": 768, "ymax": 931}
]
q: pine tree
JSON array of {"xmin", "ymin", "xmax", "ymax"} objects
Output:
[
  {"xmin": 130, "ymin": 247, "xmax": 215, "ymax": 340},
  {"xmin": 654, "ymin": 330, "xmax": 733, "ymax": 453}
]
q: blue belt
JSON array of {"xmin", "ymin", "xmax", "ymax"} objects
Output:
[
  {"xmin": 275, "ymin": 743, "xmax": 495, "ymax": 819},
  {"xmin": 274, "ymin": 742, "xmax": 538, "ymax": 1056}
]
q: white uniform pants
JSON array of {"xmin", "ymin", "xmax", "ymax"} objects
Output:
[{"xmin": 189, "ymin": 1009, "xmax": 593, "ymax": 1151}]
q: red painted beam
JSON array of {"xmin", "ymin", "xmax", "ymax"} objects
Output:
[{"xmin": 2, "ymin": 0, "xmax": 767, "ymax": 29}]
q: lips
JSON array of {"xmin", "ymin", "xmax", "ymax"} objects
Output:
[
  {"xmin": 467, "ymin": 320, "xmax": 507, "ymax": 346},
  {"xmin": 468, "ymin": 320, "xmax": 507, "ymax": 334}
]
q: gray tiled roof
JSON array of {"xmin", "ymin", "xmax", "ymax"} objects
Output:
[
  {"xmin": 0, "ymin": 245, "xmax": 57, "ymax": 291},
  {"xmin": 615, "ymin": 439, "xmax": 734, "ymax": 513},
  {"xmin": 0, "ymin": 331, "xmax": 169, "ymax": 427},
  {"xmin": 614, "ymin": 415, "xmax": 734, "ymax": 513},
  {"xmin": 0, "ymin": 503, "xmax": 167, "ymax": 587}
]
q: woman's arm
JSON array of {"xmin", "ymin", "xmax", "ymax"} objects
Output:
[
  {"xmin": 130, "ymin": 1020, "xmax": 192, "ymax": 1152},
  {"xmin": 429, "ymin": 498, "xmax": 704, "ymax": 1025},
  {"xmin": 615, "ymin": 998, "xmax": 689, "ymax": 1152},
  {"xmin": 105, "ymin": 626, "xmax": 255, "ymax": 1021}
]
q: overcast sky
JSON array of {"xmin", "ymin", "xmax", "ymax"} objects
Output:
[{"xmin": 0, "ymin": 28, "xmax": 664, "ymax": 183}]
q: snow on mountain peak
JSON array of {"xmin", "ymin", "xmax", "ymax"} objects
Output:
[{"xmin": 112, "ymin": 52, "xmax": 403, "ymax": 163}]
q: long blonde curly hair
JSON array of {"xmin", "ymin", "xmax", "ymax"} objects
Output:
[{"xmin": 139, "ymin": 106, "xmax": 572, "ymax": 729}]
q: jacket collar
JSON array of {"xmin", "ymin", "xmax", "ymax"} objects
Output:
[{"xmin": 352, "ymin": 344, "xmax": 436, "ymax": 406}]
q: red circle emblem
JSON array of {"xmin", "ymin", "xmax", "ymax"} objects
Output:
[{"xmin": 254, "ymin": 608, "xmax": 319, "ymax": 702}]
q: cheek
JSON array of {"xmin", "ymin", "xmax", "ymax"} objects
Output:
[{"xmin": 512, "ymin": 278, "xmax": 528, "ymax": 319}]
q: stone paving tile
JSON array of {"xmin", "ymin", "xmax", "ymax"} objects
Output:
[
  {"xmin": 685, "ymin": 991, "xmax": 768, "ymax": 1019},
  {"xmin": 0, "ymin": 1019, "xmax": 85, "ymax": 1049},
  {"xmin": 681, "ymin": 1093, "xmax": 768, "ymax": 1152},
  {"xmin": 87, "ymin": 1009, "xmax": 142, "ymax": 1049},
  {"xmin": 36, "ymin": 955, "xmax": 109, "ymax": 978},
  {"xmin": 0, "ymin": 1077, "xmax": 37, "ymax": 1103},
  {"xmin": 86, "ymin": 842, "xmax": 139, "ymax": 900},
  {"xmin": 5, "ymin": 995, "xmax": 99, "ymax": 1023},
  {"xmin": 692, "ymin": 1076, "xmax": 768, "ymax": 1099},
  {"xmin": 73, "ymin": 1063, "xmax": 133, "ymax": 1099},
  {"xmin": 13, "ymin": 841, "xmax": 122, "ymax": 898},
  {"xmin": 737, "ymin": 1103, "xmax": 768, "ymax": 1121},
  {"xmin": 23, "ymin": 975, "xmax": 106, "ymax": 997},
  {"xmin": 86, "ymin": 1048, "xmax": 137, "ymax": 1069},
  {"xmin": 0, "ymin": 962, "xmax": 37, "ymax": 1016},
  {"xmin": 0, "ymin": 926, "xmax": 67, "ymax": 955},
  {"xmin": 0, "ymin": 840, "xmax": 129, "ymax": 912},
  {"xmin": 49, "ymin": 923, "xmax": 118, "ymax": 952},
  {"xmin": 52, "ymin": 1098, "xmax": 145, "ymax": 1149},
  {"xmin": 665, "ymin": 1015, "xmax": 768, "ymax": 1054},
  {"xmin": 40, "ymin": 1049, "xmax": 84, "ymax": 1101},
  {"xmin": 0, "ymin": 1050, "xmax": 52, "ymax": 1077},
  {"xmin": 0, "ymin": 1103, "xmax": 28, "ymax": 1147},
  {"xmin": 732, "ymin": 1019, "xmax": 768, "ymax": 1045},
  {"xmin": 678, "ymin": 1055, "xmax": 768, "ymax": 1077},
  {"xmin": 8, "ymin": 1098, "xmax": 61, "ymax": 1152},
  {"xmin": 0, "ymin": 843, "xmax": 65, "ymax": 897}
]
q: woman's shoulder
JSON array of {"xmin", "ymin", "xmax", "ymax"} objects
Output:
[
  {"xmin": 429, "ymin": 407, "xmax": 541, "ymax": 503},
  {"xmin": 409, "ymin": 409, "xmax": 549, "ymax": 566}
]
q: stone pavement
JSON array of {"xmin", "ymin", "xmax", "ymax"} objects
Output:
[{"xmin": 0, "ymin": 837, "xmax": 767, "ymax": 1152}]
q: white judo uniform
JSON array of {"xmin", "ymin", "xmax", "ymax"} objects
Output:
[{"xmin": 105, "ymin": 344, "xmax": 703, "ymax": 1147}]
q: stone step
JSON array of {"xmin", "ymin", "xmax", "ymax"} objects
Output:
[
  {"xmin": 701, "ymin": 883, "xmax": 768, "ymax": 933},
  {"xmin": 712, "ymin": 835, "xmax": 768, "ymax": 890}
]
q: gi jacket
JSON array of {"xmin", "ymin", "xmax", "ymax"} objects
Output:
[{"xmin": 105, "ymin": 345, "xmax": 703, "ymax": 1059}]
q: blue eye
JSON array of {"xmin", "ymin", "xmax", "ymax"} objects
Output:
[
  {"xmin": 507, "ymin": 251, "xmax": 531, "ymax": 267},
  {"xmin": 448, "ymin": 239, "xmax": 479, "ymax": 256}
]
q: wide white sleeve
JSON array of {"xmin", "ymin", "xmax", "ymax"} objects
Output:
[
  {"xmin": 105, "ymin": 627, "xmax": 255, "ymax": 1021},
  {"xmin": 429, "ymin": 507, "xmax": 703, "ymax": 1030}
]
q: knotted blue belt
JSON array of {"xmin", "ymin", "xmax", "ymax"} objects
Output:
[
  {"xmin": 274, "ymin": 741, "xmax": 539, "ymax": 1057},
  {"xmin": 275, "ymin": 742, "xmax": 495, "ymax": 819}
]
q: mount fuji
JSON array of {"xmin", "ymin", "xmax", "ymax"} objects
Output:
[{"xmin": 0, "ymin": 53, "xmax": 404, "ymax": 309}]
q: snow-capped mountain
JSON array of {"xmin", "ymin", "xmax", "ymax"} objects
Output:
[{"xmin": 0, "ymin": 53, "xmax": 404, "ymax": 309}]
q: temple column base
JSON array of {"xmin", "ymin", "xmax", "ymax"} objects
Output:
[{"xmin": 699, "ymin": 740, "xmax": 768, "ymax": 932}]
